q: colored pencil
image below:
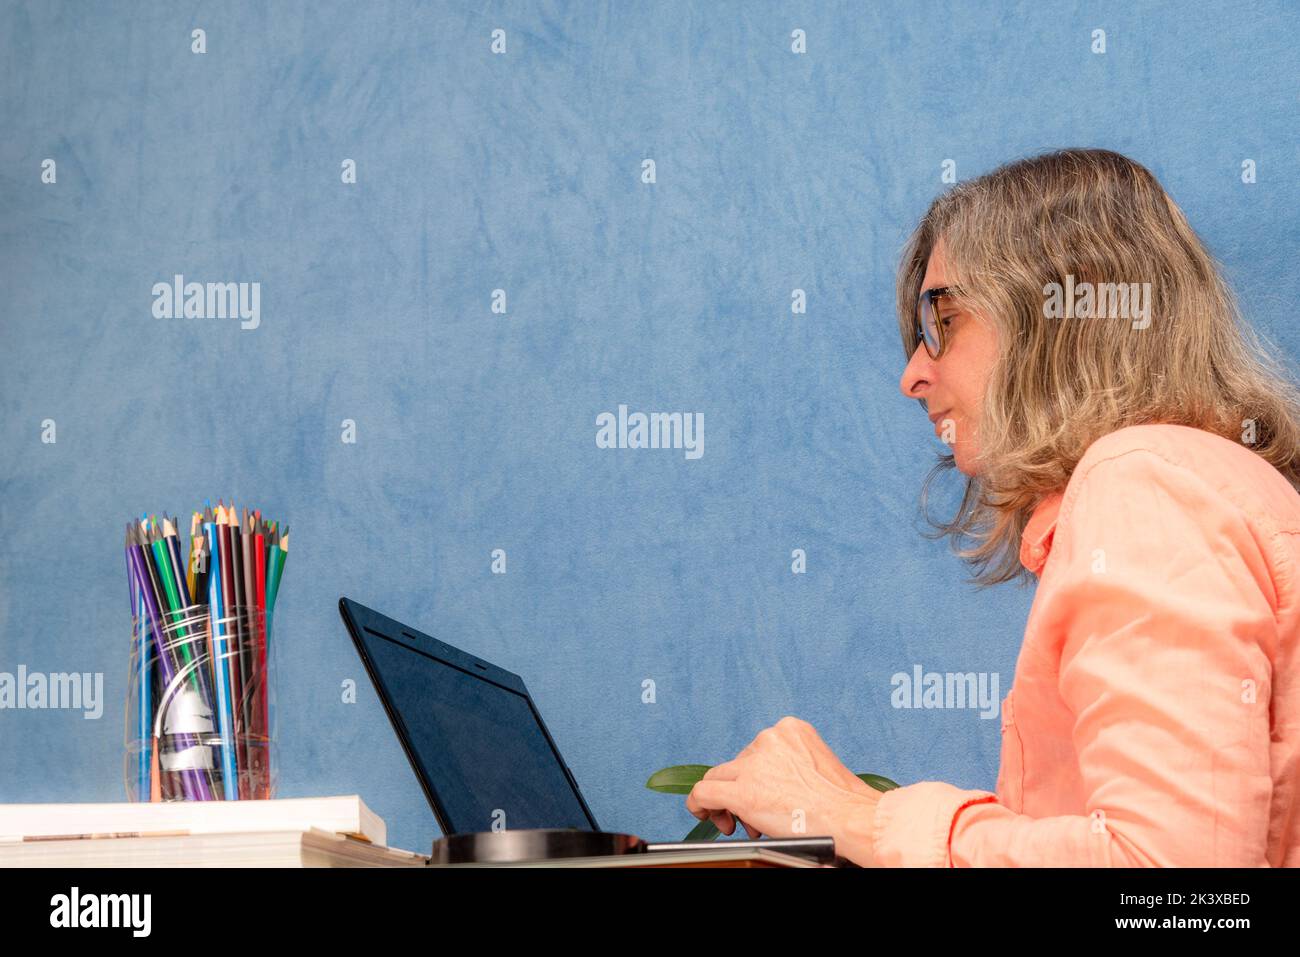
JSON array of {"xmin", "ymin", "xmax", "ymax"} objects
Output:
[
  {"xmin": 150, "ymin": 516, "xmax": 222, "ymax": 800},
  {"xmin": 126, "ymin": 500, "xmax": 286, "ymax": 801},
  {"xmin": 126, "ymin": 523, "xmax": 151, "ymax": 802},
  {"xmin": 204, "ymin": 504, "xmax": 239, "ymax": 800},
  {"xmin": 253, "ymin": 515, "xmax": 268, "ymax": 797},
  {"xmin": 238, "ymin": 508, "xmax": 258, "ymax": 800},
  {"xmin": 126, "ymin": 524, "xmax": 212, "ymax": 801},
  {"xmin": 217, "ymin": 504, "xmax": 247, "ymax": 793},
  {"xmin": 161, "ymin": 515, "xmax": 223, "ymax": 799},
  {"xmin": 229, "ymin": 502, "xmax": 252, "ymax": 799},
  {"xmin": 265, "ymin": 524, "xmax": 286, "ymax": 640}
]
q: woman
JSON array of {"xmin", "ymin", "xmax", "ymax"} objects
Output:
[{"xmin": 685, "ymin": 148, "xmax": 1300, "ymax": 866}]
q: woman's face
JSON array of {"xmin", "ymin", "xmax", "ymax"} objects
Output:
[{"xmin": 898, "ymin": 239, "xmax": 999, "ymax": 476}]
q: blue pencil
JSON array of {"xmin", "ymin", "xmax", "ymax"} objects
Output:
[
  {"xmin": 126, "ymin": 523, "xmax": 151, "ymax": 800},
  {"xmin": 205, "ymin": 506, "xmax": 239, "ymax": 799}
]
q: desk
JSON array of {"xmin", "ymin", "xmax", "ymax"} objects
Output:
[
  {"xmin": 0, "ymin": 830, "xmax": 828, "ymax": 867},
  {"xmin": 437, "ymin": 846, "xmax": 830, "ymax": 867}
]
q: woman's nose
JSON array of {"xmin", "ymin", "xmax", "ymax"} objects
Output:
[{"xmin": 899, "ymin": 341, "xmax": 934, "ymax": 399}]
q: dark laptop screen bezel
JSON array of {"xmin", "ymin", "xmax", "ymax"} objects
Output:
[{"xmin": 337, "ymin": 596, "xmax": 601, "ymax": 835}]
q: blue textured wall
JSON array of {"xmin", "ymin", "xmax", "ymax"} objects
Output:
[{"xmin": 2, "ymin": 0, "xmax": 1297, "ymax": 855}]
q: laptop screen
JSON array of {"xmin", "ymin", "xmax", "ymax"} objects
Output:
[{"xmin": 353, "ymin": 618, "xmax": 597, "ymax": 834}]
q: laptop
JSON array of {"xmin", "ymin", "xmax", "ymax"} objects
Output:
[{"xmin": 337, "ymin": 596, "xmax": 840, "ymax": 864}]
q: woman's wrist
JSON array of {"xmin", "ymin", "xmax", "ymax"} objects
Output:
[{"xmin": 832, "ymin": 788, "xmax": 882, "ymax": 867}]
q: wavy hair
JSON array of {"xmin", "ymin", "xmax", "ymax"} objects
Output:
[{"xmin": 896, "ymin": 147, "xmax": 1300, "ymax": 586}]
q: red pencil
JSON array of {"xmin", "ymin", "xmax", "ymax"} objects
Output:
[
  {"xmin": 253, "ymin": 514, "xmax": 267, "ymax": 797},
  {"xmin": 217, "ymin": 504, "xmax": 248, "ymax": 796}
]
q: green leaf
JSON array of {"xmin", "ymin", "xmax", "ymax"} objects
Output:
[
  {"xmin": 857, "ymin": 773, "xmax": 900, "ymax": 791},
  {"xmin": 650, "ymin": 764, "xmax": 900, "ymax": 840},
  {"xmin": 645, "ymin": 764, "xmax": 713, "ymax": 794},
  {"xmin": 683, "ymin": 817, "xmax": 721, "ymax": 842}
]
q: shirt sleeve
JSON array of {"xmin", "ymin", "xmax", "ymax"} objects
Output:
[{"xmin": 870, "ymin": 447, "xmax": 1279, "ymax": 867}]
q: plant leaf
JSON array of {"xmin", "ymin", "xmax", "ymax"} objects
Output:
[
  {"xmin": 645, "ymin": 764, "xmax": 713, "ymax": 794},
  {"xmin": 650, "ymin": 765, "xmax": 899, "ymax": 840},
  {"xmin": 683, "ymin": 817, "xmax": 721, "ymax": 842},
  {"xmin": 857, "ymin": 773, "xmax": 900, "ymax": 791}
]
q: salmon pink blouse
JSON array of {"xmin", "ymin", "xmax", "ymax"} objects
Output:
[{"xmin": 869, "ymin": 424, "xmax": 1300, "ymax": 866}]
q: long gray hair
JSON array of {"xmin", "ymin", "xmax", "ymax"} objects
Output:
[{"xmin": 896, "ymin": 148, "xmax": 1300, "ymax": 585}]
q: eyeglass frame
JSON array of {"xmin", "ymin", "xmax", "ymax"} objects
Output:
[{"xmin": 916, "ymin": 285, "xmax": 958, "ymax": 360}]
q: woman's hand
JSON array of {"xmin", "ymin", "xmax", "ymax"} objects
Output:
[{"xmin": 685, "ymin": 716, "xmax": 883, "ymax": 863}]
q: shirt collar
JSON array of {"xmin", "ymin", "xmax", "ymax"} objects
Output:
[{"xmin": 1019, "ymin": 491, "xmax": 1064, "ymax": 575}]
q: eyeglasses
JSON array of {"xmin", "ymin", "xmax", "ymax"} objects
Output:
[{"xmin": 916, "ymin": 285, "xmax": 956, "ymax": 359}]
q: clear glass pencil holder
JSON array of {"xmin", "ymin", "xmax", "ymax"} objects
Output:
[{"xmin": 124, "ymin": 601, "xmax": 278, "ymax": 802}]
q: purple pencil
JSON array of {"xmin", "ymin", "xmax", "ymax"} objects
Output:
[{"xmin": 127, "ymin": 526, "xmax": 212, "ymax": 801}]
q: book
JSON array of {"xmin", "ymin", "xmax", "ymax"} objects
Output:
[
  {"xmin": 0, "ymin": 795, "xmax": 385, "ymax": 846},
  {"xmin": 0, "ymin": 828, "xmax": 427, "ymax": 868}
]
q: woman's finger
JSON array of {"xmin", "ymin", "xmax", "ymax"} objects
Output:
[
  {"xmin": 703, "ymin": 758, "xmax": 741, "ymax": 781},
  {"xmin": 686, "ymin": 779, "xmax": 745, "ymax": 822}
]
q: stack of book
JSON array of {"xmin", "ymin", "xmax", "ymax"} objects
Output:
[{"xmin": 0, "ymin": 796, "xmax": 428, "ymax": 867}]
